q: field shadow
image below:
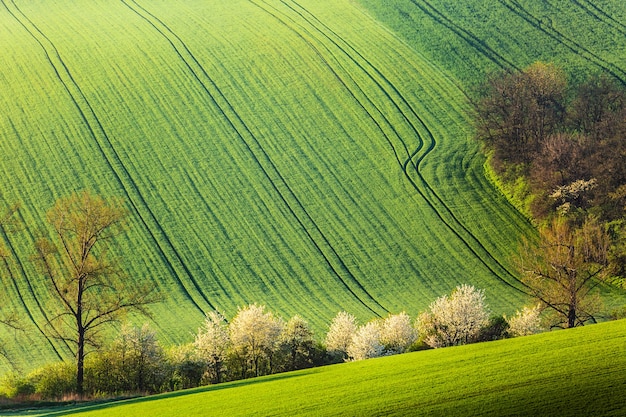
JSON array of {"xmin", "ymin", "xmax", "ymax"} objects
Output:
[{"xmin": 5, "ymin": 372, "xmax": 309, "ymax": 417}]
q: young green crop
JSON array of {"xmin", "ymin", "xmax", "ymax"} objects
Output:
[{"xmin": 0, "ymin": 0, "xmax": 624, "ymax": 374}]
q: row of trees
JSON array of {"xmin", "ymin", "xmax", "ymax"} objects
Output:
[
  {"xmin": 1, "ymin": 285, "xmax": 545, "ymax": 400},
  {"xmin": 0, "ymin": 187, "xmax": 619, "ymax": 400}
]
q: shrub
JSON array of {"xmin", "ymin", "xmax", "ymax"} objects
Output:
[
  {"xmin": 416, "ymin": 284, "xmax": 490, "ymax": 348},
  {"xmin": 324, "ymin": 312, "xmax": 358, "ymax": 360},
  {"xmin": 28, "ymin": 362, "xmax": 76, "ymax": 400},
  {"xmin": 0, "ymin": 372, "xmax": 35, "ymax": 399},
  {"xmin": 379, "ymin": 312, "xmax": 417, "ymax": 354},
  {"xmin": 477, "ymin": 315, "xmax": 510, "ymax": 342},
  {"xmin": 507, "ymin": 305, "xmax": 543, "ymax": 337},
  {"xmin": 347, "ymin": 321, "xmax": 384, "ymax": 361},
  {"xmin": 167, "ymin": 344, "xmax": 204, "ymax": 390}
]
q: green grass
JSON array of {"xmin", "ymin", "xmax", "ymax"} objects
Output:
[
  {"xmin": 0, "ymin": 0, "xmax": 624, "ymax": 373},
  {"xmin": 356, "ymin": 0, "xmax": 626, "ymax": 89},
  {"xmin": 4, "ymin": 319, "xmax": 625, "ymax": 416}
]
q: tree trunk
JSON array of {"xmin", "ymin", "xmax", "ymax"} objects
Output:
[
  {"xmin": 77, "ymin": 329, "xmax": 85, "ymax": 395},
  {"xmin": 568, "ymin": 306, "xmax": 576, "ymax": 328}
]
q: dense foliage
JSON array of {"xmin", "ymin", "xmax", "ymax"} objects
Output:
[{"xmin": 475, "ymin": 64, "xmax": 626, "ymax": 223}]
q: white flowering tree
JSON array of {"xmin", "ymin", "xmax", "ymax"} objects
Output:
[
  {"xmin": 379, "ymin": 312, "xmax": 417, "ymax": 354},
  {"xmin": 229, "ymin": 304, "xmax": 283, "ymax": 378},
  {"xmin": 347, "ymin": 321, "xmax": 384, "ymax": 361},
  {"xmin": 324, "ymin": 311, "xmax": 357, "ymax": 360},
  {"xmin": 507, "ymin": 305, "xmax": 543, "ymax": 337},
  {"xmin": 417, "ymin": 284, "xmax": 490, "ymax": 348},
  {"xmin": 194, "ymin": 310, "xmax": 230, "ymax": 383}
]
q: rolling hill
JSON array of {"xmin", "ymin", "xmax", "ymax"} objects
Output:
[
  {"xmin": 6, "ymin": 318, "xmax": 626, "ymax": 416},
  {"xmin": 0, "ymin": 0, "xmax": 624, "ymax": 371}
]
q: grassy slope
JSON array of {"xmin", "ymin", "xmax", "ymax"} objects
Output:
[
  {"xmin": 0, "ymin": 0, "xmax": 539, "ymax": 371},
  {"xmin": 356, "ymin": 0, "xmax": 626, "ymax": 89},
  {"xmin": 8, "ymin": 319, "xmax": 625, "ymax": 416},
  {"xmin": 355, "ymin": 0, "xmax": 626, "ymax": 305}
]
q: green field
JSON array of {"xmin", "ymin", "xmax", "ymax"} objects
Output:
[
  {"xmin": 4, "ymin": 318, "xmax": 624, "ymax": 416},
  {"xmin": 0, "ymin": 0, "xmax": 625, "ymax": 372}
]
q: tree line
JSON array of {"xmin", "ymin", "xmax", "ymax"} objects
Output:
[
  {"xmin": 474, "ymin": 63, "xmax": 626, "ymax": 328},
  {"xmin": 1, "ymin": 284, "xmax": 544, "ymax": 401}
]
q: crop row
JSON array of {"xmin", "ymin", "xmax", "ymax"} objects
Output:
[{"xmin": 0, "ymin": 0, "xmax": 551, "ymax": 371}]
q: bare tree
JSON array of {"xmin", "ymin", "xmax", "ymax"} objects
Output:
[
  {"xmin": 32, "ymin": 191, "xmax": 158, "ymax": 394},
  {"xmin": 519, "ymin": 217, "xmax": 611, "ymax": 328}
]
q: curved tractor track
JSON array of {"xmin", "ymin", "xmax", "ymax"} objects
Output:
[
  {"xmin": 499, "ymin": 0, "xmax": 626, "ymax": 85},
  {"xmin": 572, "ymin": 0, "xmax": 626, "ymax": 36},
  {"xmin": 409, "ymin": 0, "xmax": 518, "ymax": 72},
  {"xmin": 252, "ymin": 0, "xmax": 528, "ymax": 293}
]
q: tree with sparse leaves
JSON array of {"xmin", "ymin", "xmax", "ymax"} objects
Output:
[
  {"xmin": 519, "ymin": 217, "xmax": 611, "ymax": 328},
  {"xmin": 32, "ymin": 191, "xmax": 158, "ymax": 394},
  {"xmin": 280, "ymin": 315, "xmax": 315, "ymax": 371},
  {"xmin": 475, "ymin": 62, "xmax": 566, "ymax": 166}
]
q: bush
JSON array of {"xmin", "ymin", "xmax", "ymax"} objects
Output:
[
  {"xmin": 167, "ymin": 344, "xmax": 204, "ymax": 390},
  {"xmin": 507, "ymin": 305, "xmax": 544, "ymax": 337},
  {"xmin": 0, "ymin": 372, "xmax": 35, "ymax": 399},
  {"xmin": 417, "ymin": 284, "xmax": 490, "ymax": 348},
  {"xmin": 477, "ymin": 315, "xmax": 510, "ymax": 342},
  {"xmin": 28, "ymin": 362, "xmax": 76, "ymax": 400}
]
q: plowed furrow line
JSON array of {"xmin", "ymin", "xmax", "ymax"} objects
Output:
[
  {"xmin": 277, "ymin": 0, "xmax": 527, "ymax": 291},
  {"xmin": 501, "ymin": 0, "xmax": 626, "ymax": 85},
  {"xmin": 0, "ymin": 121, "xmax": 66, "ymax": 355},
  {"xmin": 573, "ymin": 0, "xmax": 626, "ymax": 36},
  {"xmin": 0, "ymin": 225, "xmax": 64, "ymax": 359},
  {"xmin": 410, "ymin": 0, "xmax": 517, "ymax": 72},
  {"xmin": 126, "ymin": 0, "xmax": 388, "ymax": 316},
  {"xmin": 5, "ymin": 0, "xmax": 213, "ymax": 314}
]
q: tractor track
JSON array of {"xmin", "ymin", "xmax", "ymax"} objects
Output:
[
  {"xmin": 410, "ymin": 0, "xmax": 518, "ymax": 72},
  {"xmin": 124, "ymin": 0, "xmax": 388, "ymax": 317},
  {"xmin": 263, "ymin": 0, "xmax": 528, "ymax": 292},
  {"xmin": 499, "ymin": 0, "xmax": 626, "ymax": 85},
  {"xmin": 572, "ymin": 0, "xmax": 626, "ymax": 37},
  {"xmin": 0, "ymin": 222, "xmax": 64, "ymax": 359},
  {"xmin": 3, "ymin": 0, "xmax": 214, "ymax": 316}
]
